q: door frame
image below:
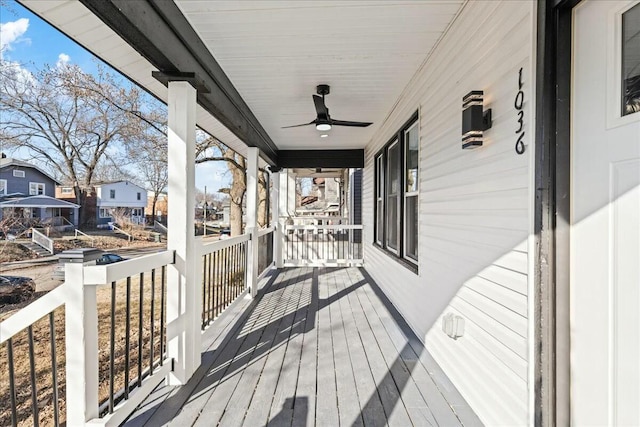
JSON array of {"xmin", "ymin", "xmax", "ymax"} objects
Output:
[{"xmin": 534, "ymin": 0, "xmax": 580, "ymax": 425}]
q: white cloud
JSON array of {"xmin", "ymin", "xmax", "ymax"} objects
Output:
[
  {"xmin": 0, "ymin": 18, "xmax": 29, "ymax": 59},
  {"xmin": 56, "ymin": 53, "xmax": 70, "ymax": 68}
]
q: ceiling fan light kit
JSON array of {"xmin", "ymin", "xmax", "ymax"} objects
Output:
[{"xmin": 282, "ymin": 84, "xmax": 373, "ymax": 131}]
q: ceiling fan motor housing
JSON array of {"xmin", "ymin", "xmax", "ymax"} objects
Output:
[{"xmin": 316, "ymin": 84, "xmax": 330, "ymax": 96}]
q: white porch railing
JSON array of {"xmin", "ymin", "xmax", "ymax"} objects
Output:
[
  {"xmin": 31, "ymin": 227, "xmax": 54, "ymax": 254},
  {"xmin": 111, "ymin": 224, "xmax": 133, "ymax": 242},
  {"xmin": 75, "ymin": 228, "xmax": 96, "ymax": 246},
  {"xmin": 283, "ymin": 224, "xmax": 363, "ymax": 267}
]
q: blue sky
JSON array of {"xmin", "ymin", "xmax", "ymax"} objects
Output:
[{"xmin": 0, "ymin": 1, "xmax": 230, "ymax": 193}]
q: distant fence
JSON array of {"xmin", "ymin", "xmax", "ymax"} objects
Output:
[{"xmin": 283, "ymin": 224, "xmax": 363, "ymax": 267}]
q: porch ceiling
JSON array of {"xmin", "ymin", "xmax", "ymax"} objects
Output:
[
  {"xmin": 18, "ymin": 0, "xmax": 464, "ymax": 159},
  {"xmin": 175, "ymin": 0, "xmax": 464, "ymax": 151}
]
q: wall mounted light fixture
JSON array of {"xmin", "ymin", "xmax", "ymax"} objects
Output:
[{"xmin": 461, "ymin": 90, "xmax": 492, "ymax": 149}]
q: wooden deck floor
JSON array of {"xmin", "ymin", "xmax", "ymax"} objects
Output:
[{"xmin": 124, "ymin": 267, "xmax": 482, "ymax": 427}]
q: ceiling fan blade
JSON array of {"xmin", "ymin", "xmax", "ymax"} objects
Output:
[
  {"xmin": 281, "ymin": 120, "xmax": 316, "ymax": 129},
  {"xmin": 312, "ymin": 95, "xmax": 329, "ymax": 118},
  {"xmin": 330, "ymin": 119, "xmax": 373, "ymax": 127}
]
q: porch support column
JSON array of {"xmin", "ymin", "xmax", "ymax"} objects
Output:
[
  {"xmin": 271, "ymin": 171, "xmax": 283, "ymax": 268},
  {"xmin": 246, "ymin": 147, "xmax": 259, "ymax": 297},
  {"xmin": 166, "ymin": 81, "xmax": 200, "ymax": 384}
]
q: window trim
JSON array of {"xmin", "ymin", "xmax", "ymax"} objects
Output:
[
  {"xmin": 109, "ymin": 189, "xmax": 116, "ymax": 199},
  {"xmin": 61, "ymin": 187, "xmax": 73, "ymax": 194},
  {"xmin": 13, "ymin": 170, "xmax": 25, "ymax": 178},
  {"xmin": 373, "ymin": 111, "xmax": 419, "ymax": 272},
  {"xmin": 99, "ymin": 208, "xmax": 112, "ymax": 219},
  {"xmin": 0, "ymin": 179, "xmax": 7, "ymax": 195},
  {"xmin": 29, "ymin": 182, "xmax": 45, "ymax": 196}
]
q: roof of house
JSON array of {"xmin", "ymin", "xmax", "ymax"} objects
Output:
[
  {"xmin": 0, "ymin": 157, "xmax": 60, "ymax": 184},
  {"xmin": 94, "ymin": 180, "xmax": 146, "ymax": 191},
  {"xmin": 0, "ymin": 195, "xmax": 80, "ymax": 208}
]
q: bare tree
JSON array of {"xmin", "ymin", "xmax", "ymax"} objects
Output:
[
  {"xmin": 196, "ymin": 135, "xmax": 269, "ymax": 235},
  {"xmin": 0, "ymin": 62, "xmax": 163, "ymax": 226}
]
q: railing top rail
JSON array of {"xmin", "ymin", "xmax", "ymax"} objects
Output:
[
  {"xmin": 198, "ymin": 233, "xmax": 250, "ymax": 256},
  {"xmin": 284, "ymin": 224, "xmax": 363, "ymax": 230},
  {"xmin": 258, "ymin": 226, "xmax": 275, "ymax": 237},
  {"xmin": 83, "ymin": 250, "xmax": 175, "ymax": 285},
  {"xmin": 0, "ymin": 284, "xmax": 66, "ymax": 344}
]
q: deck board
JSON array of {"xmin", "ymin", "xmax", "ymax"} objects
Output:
[{"xmin": 124, "ymin": 267, "xmax": 481, "ymax": 427}]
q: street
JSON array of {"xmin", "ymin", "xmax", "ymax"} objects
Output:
[{"xmin": 0, "ymin": 244, "xmax": 167, "ymax": 293}]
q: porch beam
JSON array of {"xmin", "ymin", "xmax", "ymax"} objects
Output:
[
  {"xmin": 166, "ymin": 81, "xmax": 200, "ymax": 384},
  {"xmin": 78, "ymin": 0, "xmax": 279, "ymax": 166},
  {"xmin": 277, "ymin": 149, "xmax": 364, "ymax": 168}
]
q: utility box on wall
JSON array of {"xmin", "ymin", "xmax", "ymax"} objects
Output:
[{"xmin": 442, "ymin": 313, "xmax": 465, "ymax": 340}]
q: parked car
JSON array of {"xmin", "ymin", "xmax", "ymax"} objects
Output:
[
  {"xmin": 54, "ymin": 249, "xmax": 126, "ymax": 279},
  {"xmin": 219, "ymin": 228, "xmax": 231, "ymax": 240},
  {"xmin": 0, "ymin": 275, "xmax": 35, "ymax": 304},
  {"xmin": 96, "ymin": 253, "xmax": 127, "ymax": 265}
]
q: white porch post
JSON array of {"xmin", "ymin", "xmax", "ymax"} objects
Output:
[
  {"xmin": 272, "ymin": 171, "xmax": 283, "ymax": 268},
  {"xmin": 246, "ymin": 147, "xmax": 259, "ymax": 297},
  {"xmin": 166, "ymin": 81, "xmax": 200, "ymax": 384},
  {"xmin": 65, "ymin": 264, "xmax": 99, "ymax": 425}
]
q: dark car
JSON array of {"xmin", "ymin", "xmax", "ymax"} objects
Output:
[
  {"xmin": 0, "ymin": 275, "xmax": 35, "ymax": 304},
  {"xmin": 96, "ymin": 253, "xmax": 127, "ymax": 265}
]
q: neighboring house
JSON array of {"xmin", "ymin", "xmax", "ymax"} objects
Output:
[
  {"xmin": 94, "ymin": 181, "xmax": 147, "ymax": 227},
  {"xmin": 0, "ymin": 156, "xmax": 79, "ymax": 227}
]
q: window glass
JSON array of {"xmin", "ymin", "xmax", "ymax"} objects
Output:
[
  {"xmin": 622, "ymin": 3, "xmax": 640, "ymax": 116},
  {"xmin": 0, "ymin": 180, "xmax": 6, "ymax": 195},
  {"xmin": 110, "ymin": 189, "xmax": 116, "ymax": 199},
  {"xmin": 404, "ymin": 195, "xmax": 418, "ymax": 260},
  {"xmin": 29, "ymin": 182, "xmax": 45, "ymax": 195},
  {"xmin": 405, "ymin": 123, "xmax": 419, "ymax": 193},
  {"xmin": 386, "ymin": 141, "xmax": 399, "ymax": 251},
  {"xmin": 375, "ymin": 155, "xmax": 384, "ymax": 245},
  {"xmin": 13, "ymin": 170, "xmax": 25, "ymax": 178}
]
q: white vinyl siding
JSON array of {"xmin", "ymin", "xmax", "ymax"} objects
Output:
[
  {"xmin": 29, "ymin": 182, "xmax": 45, "ymax": 195},
  {"xmin": 361, "ymin": 1, "xmax": 535, "ymax": 425}
]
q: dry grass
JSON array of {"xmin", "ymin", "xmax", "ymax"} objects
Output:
[
  {"xmin": 0, "ymin": 264, "xmax": 245, "ymax": 426},
  {"xmin": 0, "ymin": 243, "xmax": 38, "ymax": 264},
  {"xmin": 0, "ymin": 269, "xmax": 167, "ymax": 426}
]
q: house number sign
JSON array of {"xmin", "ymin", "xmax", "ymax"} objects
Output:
[{"xmin": 514, "ymin": 67, "xmax": 526, "ymax": 155}]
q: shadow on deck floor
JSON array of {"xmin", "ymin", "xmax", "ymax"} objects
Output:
[{"xmin": 124, "ymin": 267, "xmax": 482, "ymax": 427}]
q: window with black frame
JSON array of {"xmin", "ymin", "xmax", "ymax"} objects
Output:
[
  {"xmin": 622, "ymin": 3, "xmax": 640, "ymax": 116},
  {"xmin": 374, "ymin": 112, "xmax": 419, "ymax": 271}
]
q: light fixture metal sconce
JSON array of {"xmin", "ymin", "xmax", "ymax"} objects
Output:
[{"xmin": 461, "ymin": 90, "xmax": 492, "ymax": 149}]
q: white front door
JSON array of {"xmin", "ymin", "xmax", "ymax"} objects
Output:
[{"xmin": 572, "ymin": 1, "xmax": 640, "ymax": 425}]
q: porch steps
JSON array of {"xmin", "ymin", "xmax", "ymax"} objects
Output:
[{"xmin": 20, "ymin": 241, "xmax": 53, "ymax": 257}]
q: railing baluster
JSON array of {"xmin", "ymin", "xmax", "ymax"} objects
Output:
[
  {"xmin": 150, "ymin": 269, "xmax": 156, "ymax": 375},
  {"xmin": 49, "ymin": 312, "xmax": 60, "ymax": 427},
  {"xmin": 210, "ymin": 252, "xmax": 215, "ymax": 321},
  {"xmin": 138, "ymin": 272, "xmax": 144, "ymax": 388},
  {"xmin": 208, "ymin": 253, "xmax": 213, "ymax": 323},
  {"xmin": 124, "ymin": 276, "xmax": 131, "ymax": 398},
  {"xmin": 7, "ymin": 338, "xmax": 17, "ymax": 427},
  {"xmin": 27, "ymin": 325, "xmax": 39, "ymax": 427},
  {"xmin": 160, "ymin": 266, "xmax": 166, "ymax": 366},
  {"xmin": 109, "ymin": 281, "xmax": 116, "ymax": 414},
  {"xmin": 201, "ymin": 254, "xmax": 207, "ymax": 329}
]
